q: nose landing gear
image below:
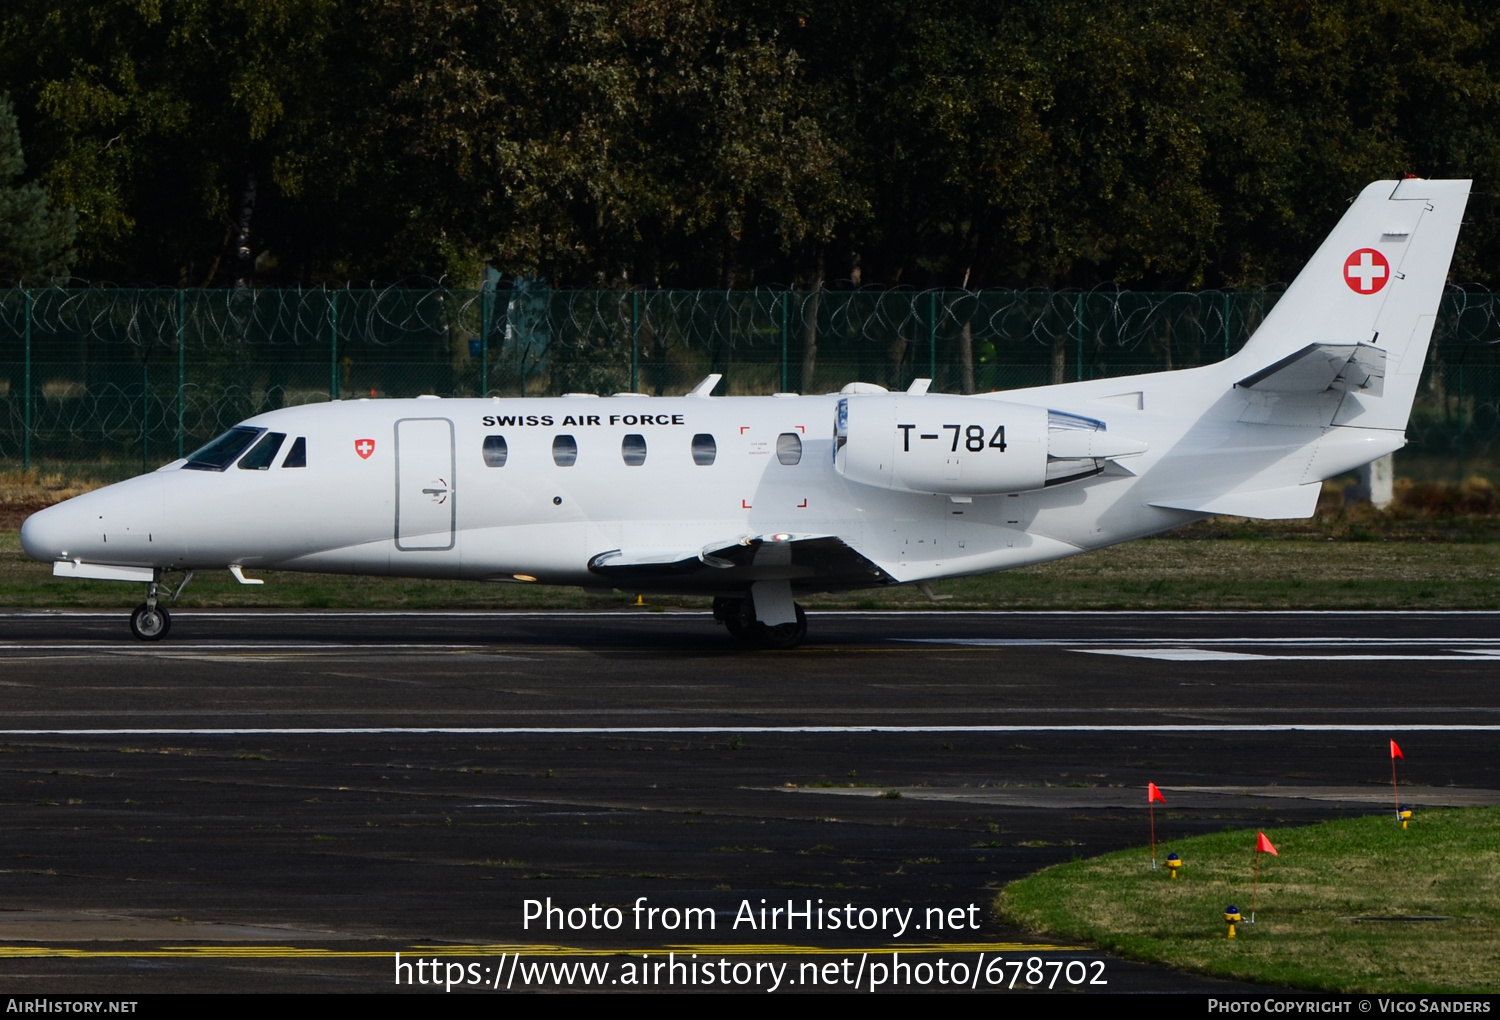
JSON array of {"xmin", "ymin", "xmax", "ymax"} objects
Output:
[
  {"xmin": 128, "ymin": 570, "xmax": 193, "ymax": 641},
  {"xmin": 129, "ymin": 600, "xmax": 171, "ymax": 641}
]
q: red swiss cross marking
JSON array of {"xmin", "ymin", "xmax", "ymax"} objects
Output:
[
  {"xmin": 354, "ymin": 438, "xmax": 375, "ymax": 459},
  {"xmin": 1344, "ymin": 249, "xmax": 1390, "ymax": 294}
]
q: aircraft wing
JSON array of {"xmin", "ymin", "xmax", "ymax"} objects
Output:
[
  {"xmin": 587, "ymin": 534, "xmax": 891, "ymax": 591},
  {"xmin": 1236, "ymin": 342, "xmax": 1386, "ymax": 396}
]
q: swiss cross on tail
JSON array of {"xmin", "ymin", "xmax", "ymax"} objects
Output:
[
  {"xmin": 1344, "ymin": 248, "xmax": 1390, "ymax": 294},
  {"xmin": 354, "ymin": 438, "xmax": 375, "ymax": 460}
]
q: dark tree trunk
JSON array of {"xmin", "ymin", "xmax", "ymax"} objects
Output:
[
  {"xmin": 232, "ymin": 169, "xmax": 257, "ymax": 290},
  {"xmin": 959, "ymin": 316, "xmax": 975, "ymax": 394},
  {"xmin": 795, "ymin": 248, "xmax": 825, "ymax": 394}
]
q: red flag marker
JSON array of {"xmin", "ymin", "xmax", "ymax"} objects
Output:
[
  {"xmin": 1147, "ymin": 783, "xmax": 1166, "ymax": 869},
  {"xmin": 1391, "ymin": 739, "xmax": 1405, "ymax": 822},
  {"xmin": 1251, "ymin": 831, "xmax": 1278, "ymax": 921}
]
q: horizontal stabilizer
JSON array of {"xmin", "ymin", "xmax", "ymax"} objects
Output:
[
  {"xmin": 1237, "ymin": 343, "xmax": 1386, "ymax": 396},
  {"xmin": 1149, "ymin": 482, "xmax": 1322, "ymax": 520}
]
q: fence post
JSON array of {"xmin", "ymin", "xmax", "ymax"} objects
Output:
[
  {"xmin": 22, "ymin": 289, "xmax": 31, "ymax": 471},
  {"xmin": 779, "ymin": 291, "xmax": 788, "ymax": 392},
  {"xmin": 1074, "ymin": 292, "xmax": 1085, "ymax": 381},
  {"xmin": 631, "ymin": 290, "xmax": 641, "ymax": 393},
  {"xmin": 480, "ymin": 287, "xmax": 491, "ymax": 398},
  {"xmin": 1222, "ymin": 291, "xmax": 1231, "ymax": 362},
  {"xmin": 928, "ymin": 291, "xmax": 937, "ymax": 380},
  {"xmin": 1458, "ymin": 361, "xmax": 1465, "ymax": 478},
  {"xmin": 141, "ymin": 346, "xmax": 149, "ymax": 474},
  {"xmin": 177, "ymin": 289, "xmax": 186, "ymax": 458},
  {"xmin": 329, "ymin": 289, "xmax": 339, "ymax": 400}
]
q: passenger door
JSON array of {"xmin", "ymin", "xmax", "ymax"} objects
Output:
[{"xmin": 395, "ymin": 417, "xmax": 456, "ymax": 551}]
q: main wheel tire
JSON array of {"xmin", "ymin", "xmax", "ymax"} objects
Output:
[
  {"xmin": 753, "ymin": 603, "xmax": 807, "ymax": 650},
  {"xmin": 728, "ymin": 598, "xmax": 757, "ymax": 640},
  {"xmin": 713, "ymin": 596, "xmax": 747, "ymax": 637},
  {"xmin": 129, "ymin": 603, "xmax": 171, "ymax": 642}
]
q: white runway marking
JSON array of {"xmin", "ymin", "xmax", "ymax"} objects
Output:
[
  {"xmin": 1, "ymin": 637, "xmax": 1495, "ymax": 654},
  {"xmin": 0, "ymin": 643, "xmax": 485, "ymax": 652},
  {"xmin": 896, "ymin": 637, "xmax": 1500, "ymax": 661},
  {"xmin": 897, "ymin": 637, "xmax": 1500, "ymax": 647},
  {"xmin": 1, "ymin": 725, "xmax": 1498, "ymax": 736},
  {"xmin": 5, "ymin": 609, "xmax": 1500, "ymax": 619},
  {"xmin": 1077, "ymin": 648, "xmax": 1500, "ymax": 662}
]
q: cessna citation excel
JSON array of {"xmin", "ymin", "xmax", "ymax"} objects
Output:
[{"xmin": 21, "ymin": 179, "xmax": 1470, "ymax": 647}]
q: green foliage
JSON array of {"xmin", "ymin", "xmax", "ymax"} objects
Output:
[
  {"xmin": 1, "ymin": 1, "xmax": 1498, "ymax": 287},
  {"xmin": 0, "ymin": 93, "xmax": 75, "ymax": 282}
]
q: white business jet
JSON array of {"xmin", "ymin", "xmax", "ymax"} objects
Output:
[{"xmin": 21, "ymin": 179, "xmax": 1469, "ymax": 646}]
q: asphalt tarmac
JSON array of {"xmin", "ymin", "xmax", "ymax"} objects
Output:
[{"xmin": 0, "ymin": 608, "xmax": 1496, "ymax": 994}]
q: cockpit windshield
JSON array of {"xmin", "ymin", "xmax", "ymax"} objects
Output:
[
  {"xmin": 238, "ymin": 431, "xmax": 287, "ymax": 470},
  {"xmin": 183, "ymin": 426, "xmax": 263, "ymax": 471}
]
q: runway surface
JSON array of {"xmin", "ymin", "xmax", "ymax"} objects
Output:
[{"xmin": 0, "ymin": 608, "xmax": 1495, "ymax": 993}]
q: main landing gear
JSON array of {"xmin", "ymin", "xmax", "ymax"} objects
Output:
[
  {"xmin": 713, "ymin": 596, "xmax": 808, "ymax": 650},
  {"xmin": 129, "ymin": 571, "xmax": 194, "ymax": 642}
]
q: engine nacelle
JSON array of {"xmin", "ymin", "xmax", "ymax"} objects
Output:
[{"xmin": 834, "ymin": 394, "xmax": 1050, "ymax": 495}]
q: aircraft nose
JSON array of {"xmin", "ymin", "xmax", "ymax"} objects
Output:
[{"xmin": 19, "ymin": 501, "xmax": 76, "ymax": 563}]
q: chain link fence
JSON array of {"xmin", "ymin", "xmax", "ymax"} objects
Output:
[{"xmin": 2, "ymin": 285, "xmax": 1497, "ymax": 481}]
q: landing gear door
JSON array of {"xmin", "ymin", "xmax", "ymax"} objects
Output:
[{"xmin": 395, "ymin": 417, "xmax": 456, "ymax": 551}]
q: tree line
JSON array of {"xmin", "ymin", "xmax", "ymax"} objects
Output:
[{"xmin": 1, "ymin": 0, "xmax": 1498, "ymax": 290}]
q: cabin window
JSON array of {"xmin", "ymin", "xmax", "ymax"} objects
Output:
[
  {"xmin": 552, "ymin": 434, "xmax": 578, "ymax": 466},
  {"xmin": 183, "ymin": 426, "xmax": 262, "ymax": 471},
  {"xmin": 776, "ymin": 432, "xmax": 803, "ymax": 466},
  {"xmin": 281, "ymin": 436, "xmax": 307, "ymax": 468},
  {"xmin": 238, "ymin": 431, "xmax": 287, "ymax": 470},
  {"xmin": 482, "ymin": 435, "xmax": 508, "ymax": 467},
  {"xmin": 691, "ymin": 433, "xmax": 717, "ymax": 466},
  {"xmin": 621, "ymin": 433, "xmax": 647, "ymax": 466}
]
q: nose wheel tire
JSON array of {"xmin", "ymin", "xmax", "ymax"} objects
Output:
[{"xmin": 130, "ymin": 603, "xmax": 171, "ymax": 642}]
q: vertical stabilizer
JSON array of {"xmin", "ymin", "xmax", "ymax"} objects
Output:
[{"xmin": 1234, "ymin": 179, "xmax": 1470, "ymax": 431}]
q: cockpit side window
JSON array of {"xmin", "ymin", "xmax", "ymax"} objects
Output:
[
  {"xmin": 621, "ymin": 433, "xmax": 647, "ymax": 466},
  {"xmin": 691, "ymin": 433, "xmax": 717, "ymax": 466},
  {"xmin": 238, "ymin": 431, "xmax": 287, "ymax": 470},
  {"xmin": 282, "ymin": 436, "xmax": 308, "ymax": 468},
  {"xmin": 483, "ymin": 435, "xmax": 508, "ymax": 467},
  {"xmin": 184, "ymin": 426, "xmax": 262, "ymax": 471},
  {"xmin": 552, "ymin": 434, "xmax": 578, "ymax": 467}
]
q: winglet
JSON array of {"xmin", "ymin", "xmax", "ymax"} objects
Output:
[{"xmin": 687, "ymin": 374, "xmax": 723, "ymax": 397}]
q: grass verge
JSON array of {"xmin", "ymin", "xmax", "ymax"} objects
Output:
[
  {"xmin": 2, "ymin": 529, "xmax": 1498, "ymax": 611},
  {"xmin": 994, "ymin": 807, "xmax": 1500, "ymax": 992}
]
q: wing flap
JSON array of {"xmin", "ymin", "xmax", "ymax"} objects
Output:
[{"xmin": 587, "ymin": 534, "xmax": 890, "ymax": 589}]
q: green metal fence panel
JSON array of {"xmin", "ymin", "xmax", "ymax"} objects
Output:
[{"xmin": 2, "ymin": 286, "xmax": 1498, "ymax": 482}]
